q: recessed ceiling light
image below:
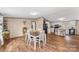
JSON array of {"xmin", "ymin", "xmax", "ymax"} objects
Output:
[{"xmin": 30, "ymin": 12, "xmax": 38, "ymax": 15}]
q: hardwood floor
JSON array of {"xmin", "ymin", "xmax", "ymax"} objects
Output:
[{"xmin": 0, "ymin": 33, "xmax": 79, "ymax": 52}]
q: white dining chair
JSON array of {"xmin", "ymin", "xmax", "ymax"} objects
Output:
[
  {"xmin": 39, "ymin": 31, "xmax": 46, "ymax": 46},
  {"xmin": 31, "ymin": 30, "xmax": 46, "ymax": 50},
  {"xmin": 26, "ymin": 30, "xmax": 46, "ymax": 50},
  {"xmin": 25, "ymin": 30, "xmax": 32, "ymax": 46}
]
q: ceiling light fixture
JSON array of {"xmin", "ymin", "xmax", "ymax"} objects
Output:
[
  {"xmin": 58, "ymin": 17, "xmax": 66, "ymax": 21},
  {"xmin": 30, "ymin": 12, "xmax": 38, "ymax": 15}
]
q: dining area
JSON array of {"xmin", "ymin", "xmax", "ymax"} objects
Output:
[{"xmin": 25, "ymin": 29, "xmax": 46, "ymax": 50}]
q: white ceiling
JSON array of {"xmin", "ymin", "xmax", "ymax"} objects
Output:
[
  {"xmin": 0, "ymin": 7, "xmax": 66, "ymax": 18},
  {"xmin": 0, "ymin": 7, "xmax": 79, "ymax": 21},
  {"xmin": 46, "ymin": 7, "xmax": 79, "ymax": 21}
]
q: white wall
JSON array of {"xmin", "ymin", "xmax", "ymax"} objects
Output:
[
  {"xmin": 76, "ymin": 20, "xmax": 79, "ymax": 35},
  {"xmin": 46, "ymin": 8, "xmax": 79, "ymax": 21},
  {"xmin": 4, "ymin": 18, "xmax": 46, "ymax": 38},
  {"xmin": 36, "ymin": 18, "xmax": 43, "ymax": 30},
  {"xmin": 6, "ymin": 19, "xmax": 24, "ymax": 38},
  {"xmin": 0, "ymin": 16, "xmax": 4, "ymax": 45},
  {"xmin": 0, "ymin": 16, "xmax": 3, "ymax": 34},
  {"xmin": 0, "ymin": 16, "xmax": 3, "ymax": 24},
  {"xmin": 46, "ymin": 21, "xmax": 51, "ymax": 33},
  {"xmin": 25, "ymin": 20, "xmax": 31, "ymax": 30}
]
